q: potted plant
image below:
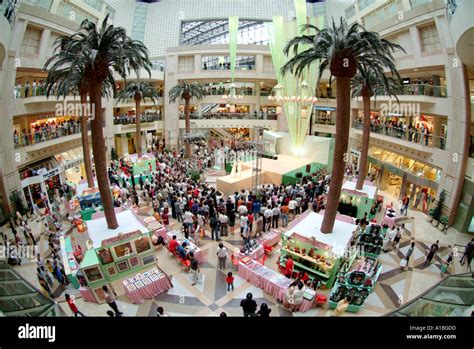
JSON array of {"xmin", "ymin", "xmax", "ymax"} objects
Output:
[
  {"xmin": 426, "ymin": 208, "xmax": 434, "ymax": 222},
  {"xmin": 430, "ymin": 190, "xmax": 446, "ymax": 227},
  {"xmin": 438, "ymin": 215, "xmax": 449, "ymax": 231}
]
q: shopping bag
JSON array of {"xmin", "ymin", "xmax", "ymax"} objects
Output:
[{"xmin": 399, "ymin": 259, "xmax": 407, "ymax": 268}]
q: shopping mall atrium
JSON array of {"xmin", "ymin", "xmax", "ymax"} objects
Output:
[{"xmin": 0, "ymin": 0, "xmax": 472, "ymax": 319}]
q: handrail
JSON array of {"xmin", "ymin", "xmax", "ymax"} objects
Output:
[
  {"xmin": 13, "ymin": 123, "xmax": 89, "ymax": 148},
  {"xmin": 178, "ymin": 112, "xmax": 278, "ymax": 120},
  {"xmin": 113, "ymin": 114, "xmax": 162, "ymax": 125},
  {"xmin": 352, "ymin": 121, "xmax": 447, "ymax": 149}
]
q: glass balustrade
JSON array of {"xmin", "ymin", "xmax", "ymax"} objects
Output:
[
  {"xmin": 352, "ymin": 121, "xmax": 447, "ymax": 149},
  {"xmin": 13, "ymin": 123, "xmax": 89, "ymax": 148},
  {"xmin": 113, "ymin": 114, "xmax": 162, "ymax": 125}
]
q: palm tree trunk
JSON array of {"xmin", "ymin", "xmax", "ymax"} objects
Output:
[
  {"xmin": 321, "ymin": 77, "xmax": 351, "ymax": 234},
  {"xmin": 89, "ymin": 82, "xmax": 118, "ymax": 229},
  {"xmin": 356, "ymin": 92, "xmax": 371, "ymax": 190},
  {"xmin": 135, "ymin": 96, "xmax": 142, "ymax": 158},
  {"xmin": 184, "ymin": 97, "xmax": 191, "ymax": 158},
  {"xmin": 80, "ymin": 92, "xmax": 95, "ymax": 188}
]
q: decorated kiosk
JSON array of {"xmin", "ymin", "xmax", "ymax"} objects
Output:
[
  {"xmin": 278, "ymin": 212, "xmax": 356, "ymax": 289},
  {"xmin": 76, "ymin": 207, "xmax": 171, "ymax": 304},
  {"xmin": 339, "ymin": 180, "xmax": 380, "ymax": 219},
  {"xmin": 329, "ymin": 255, "xmax": 383, "ymax": 312}
]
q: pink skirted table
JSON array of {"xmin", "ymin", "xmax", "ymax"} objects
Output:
[
  {"xmin": 79, "ymin": 286, "xmax": 97, "ymax": 303},
  {"xmin": 238, "ymin": 259, "xmax": 292, "ymax": 302},
  {"xmin": 154, "ymin": 229, "xmax": 207, "ymax": 264},
  {"xmin": 122, "ymin": 267, "xmax": 173, "ymax": 304},
  {"xmin": 381, "ymin": 208, "xmax": 405, "ymax": 228},
  {"xmin": 238, "ymin": 243, "xmax": 264, "ymax": 260},
  {"xmin": 259, "ymin": 230, "xmax": 281, "ymax": 247}
]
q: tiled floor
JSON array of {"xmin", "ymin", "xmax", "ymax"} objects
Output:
[{"xmin": 3, "ymin": 187, "xmax": 472, "ymax": 317}]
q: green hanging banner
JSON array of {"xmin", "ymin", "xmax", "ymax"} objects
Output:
[
  {"xmin": 229, "ymin": 16, "xmax": 239, "ymax": 81},
  {"xmin": 267, "ymin": 0, "xmax": 325, "ymax": 153}
]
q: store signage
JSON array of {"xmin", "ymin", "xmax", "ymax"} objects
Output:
[
  {"xmin": 314, "ymin": 106, "xmax": 336, "ymax": 111},
  {"xmin": 63, "ymin": 159, "xmax": 83, "ymax": 171},
  {"xmin": 101, "ymin": 230, "xmax": 142, "ymax": 247},
  {"xmin": 41, "ymin": 168, "xmax": 61, "ymax": 180},
  {"xmin": 342, "ymin": 188, "xmax": 369, "ymax": 197}
]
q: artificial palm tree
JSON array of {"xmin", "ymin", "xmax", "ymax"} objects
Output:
[
  {"xmin": 282, "ymin": 18, "xmax": 403, "ymax": 234},
  {"xmin": 44, "ymin": 36, "xmax": 113, "ymax": 189},
  {"xmin": 351, "ymin": 68, "xmax": 402, "ymax": 190},
  {"xmin": 168, "ymin": 82, "xmax": 205, "ymax": 157},
  {"xmin": 118, "ymin": 81, "xmax": 161, "ymax": 157},
  {"xmin": 52, "ymin": 16, "xmax": 151, "ymax": 229}
]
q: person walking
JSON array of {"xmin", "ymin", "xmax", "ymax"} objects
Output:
[
  {"xmin": 189, "ymin": 252, "xmax": 200, "ymax": 286},
  {"xmin": 401, "ymin": 242, "xmax": 415, "ymax": 270},
  {"xmin": 226, "ymin": 271, "xmax": 234, "ymax": 292},
  {"xmin": 102, "ymin": 285, "xmax": 123, "ymax": 316},
  {"xmin": 424, "ymin": 240, "xmax": 440, "ymax": 268},
  {"xmin": 65, "ymin": 294, "xmax": 85, "ymax": 317},
  {"xmin": 216, "ymin": 242, "xmax": 228, "ymax": 270},
  {"xmin": 459, "ymin": 238, "xmax": 474, "ymax": 271},
  {"xmin": 440, "ymin": 247, "xmax": 454, "ymax": 277},
  {"xmin": 240, "ymin": 292, "xmax": 257, "ymax": 317},
  {"xmin": 392, "ymin": 227, "xmax": 402, "ymax": 250}
]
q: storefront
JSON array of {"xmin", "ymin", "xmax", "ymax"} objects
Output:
[
  {"xmin": 313, "ymin": 106, "xmax": 336, "ymax": 125},
  {"xmin": 20, "ymin": 157, "xmax": 64, "ymax": 208},
  {"xmin": 54, "ymin": 147, "xmax": 86, "ymax": 185},
  {"xmin": 367, "ymin": 146, "xmax": 439, "ymax": 212}
]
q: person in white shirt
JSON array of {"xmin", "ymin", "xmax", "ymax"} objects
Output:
[
  {"xmin": 184, "ymin": 210, "xmax": 194, "ymax": 236},
  {"xmin": 272, "ymin": 205, "xmax": 281, "ymax": 229},
  {"xmin": 219, "ymin": 212, "xmax": 229, "ymax": 237},
  {"xmin": 288, "ymin": 199, "xmax": 297, "ymax": 219},
  {"xmin": 238, "ymin": 203, "xmax": 248, "ymax": 216},
  {"xmin": 264, "ymin": 206, "xmax": 273, "ymax": 232},
  {"xmin": 216, "ymin": 242, "xmax": 228, "ymax": 270},
  {"xmin": 240, "ymin": 214, "xmax": 249, "ymax": 235}
]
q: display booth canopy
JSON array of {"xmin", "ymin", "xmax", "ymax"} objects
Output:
[
  {"xmin": 342, "ymin": 180, "xmax": 377, "ymax": 200},
  {"xmin": 86, "ymin": 210, "xmax": 149, "ymax": 248},
  {"xmin": 284, "ymin": 212, "xmax": 353, "ymax": 257}
]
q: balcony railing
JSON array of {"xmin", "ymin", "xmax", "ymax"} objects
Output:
[
  {"xmin": 352, "ymin": 121, "xmax": 447, "ymax": 150},
  {"xmin": 113, "ymin": 114, "xmax": 162, "ymax": 125},
  {"xmin": 13, "ymin": 86, "xmax": 72, "ymax": 99},
  {"xmin": 374, "ymin": 84, "xmax": 448, "ymax": 98},
  {"xmin": 179, "ymin": 112, "xmax": 278, "ymax": 120},
  {"xmin": 204, "ymin": 89, "xmax": 255, "ymax": 96},
  {"xmin": 13, "ymin": 123, "xmax": 88, "ymax": 148}
]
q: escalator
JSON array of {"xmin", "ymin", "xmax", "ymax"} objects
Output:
[
  {"xmin": 210, "ymin": 128, "xmax": 233, "ymax": 139},
  {"xmin": 0, "ymin": 261, "xmax": 65, "ymax": 316},
  {"xmin": 201, "ymin": 103, "xmax": 219, "ymax": 116}
]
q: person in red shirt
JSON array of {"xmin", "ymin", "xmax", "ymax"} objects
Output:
[
  {"xmin": 248, "ymin": 213, "xmax": 254, "ymax": 235},
  {"xmin": 284, "ymin": 256, "xmax": 294, "ymax": 278},
  {"xmin": 168, "ymin": 235, "xmax": 179, "ymax": 253},
  {"xmin": 65, "ymin": 294, "xmax": 85, "ymax": 317},
  {"xmin": 226, "ymin": 272, "xmax": 234, "ymax": 291},
  {"xmin": 297, "ymin": 270, "xmax": 309, "ymax": 282}
]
